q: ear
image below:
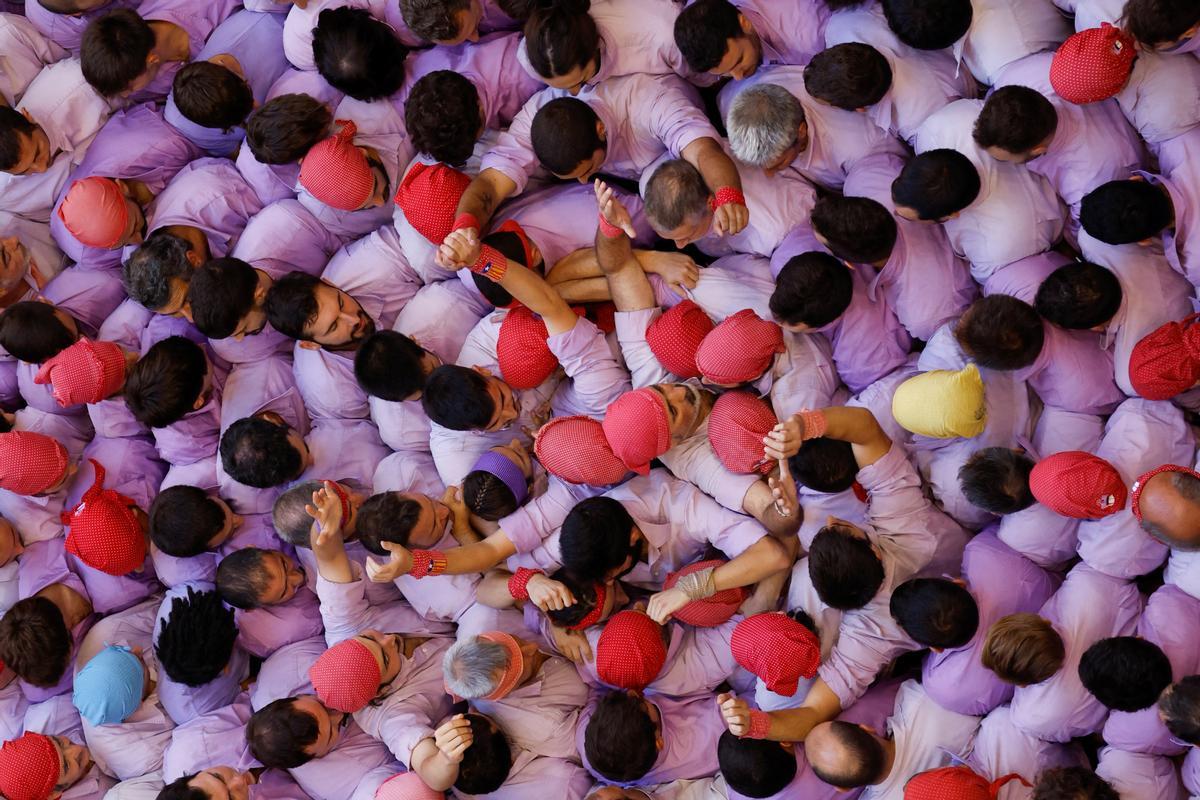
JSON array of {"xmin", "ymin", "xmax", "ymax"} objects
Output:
[
  {"xmin": 192, "ymin": 392, "xmax": 206, "ymax": 411},
  {"xmin": 253, "ymin": 282, "xmax": 268, "ymax": 304},
  {"xmin": 595, "ymin": 119, "xmax": 607, "ymax": 143},
  {"xmin": 299, "ymin": 340, "xmax": 320, "ymax": 351},
  {"xmin": 737, "ymin": 12, "xmax": 753, "ymax": 34}
]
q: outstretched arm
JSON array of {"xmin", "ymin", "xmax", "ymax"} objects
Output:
[
  {"xmin": 594, "ymin": 179, "xmax": 657, "ymax": 312},
  {"xmin": 763, "ymin": 406, "xmax": 892, "ymax": 470},
  {"xmin": 307, "ymin": 481, "xmax": 352, "ymax": 584},
  {"xmin": 682, "ymin": 137, "xmax": 748, "ymax": 236},
  {"xmin": 435, "ymin": 169, "xmax": 517, "ymax": 268},
  {"xmin": 717, "ymin": 679, "xmax": 842, "ymax": 742}
]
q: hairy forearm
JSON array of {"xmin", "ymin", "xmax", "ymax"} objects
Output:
[
  {"xmin": 454, "ymin": 169, "xmax": 513, "ymax": 228},
  {"xmin": 687, "ymin": 137, "xmax": 743, "ymax": 194},
  {"xmin": 441, "ymin": 530, "xmax": 518, "ymax": 575},
  {"xmin": 713, "ymin": 536, "xmax": 790, "ymax": 591}
]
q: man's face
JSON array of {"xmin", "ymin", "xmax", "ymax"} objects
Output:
[
  {"xmin": 762, "ymin": 123, "xmax": 809, "ymax": 177},
  {"xmin": 257, "ymin": 550, "xmax": 306, "ymax": 606},
  {"xmin": 588, "ymin": 789, "xmax": 651, "ymax": 800},
  {"xmin": 354, "ymin": 629, "xmax": 403, "ymax": 686},
  {"xmin": 360, "ymin": 149, "xmax": 390, "ymax": 210},
  {"xmin": 650, "ymin": 383, "xmax": 710, "ymax": 441},
  {"xmin": 477, "ymin": 369, "xmax": 519, "ymax": 431},
  {"xmin": 303, "ymin": 283, "xmax": 376, "ymax": 349},
  {"xmin": 255, "ymin": 411, "xmax": 313, "ymax": 476},
  {"xmin": 0, "ymin": 519, "xmax": 22, "ymax": 568},
  {"xmin": 0, "ymin": 236, "xmax": 31, "ymax": 297},
  {"xmin": 400, "ymin": 492, "xmax": 451, "ymax": 548},
  {"xmin": 5, "ymin": 120, "xmax": 52, "ymax": 175},
  {"xmin": 229, "ymin": 270, "xmax": 272, "ymax": 340},
  {"xmin": 115, "ymin": 195, "xmax": 147, "ymax": 248},
  {"xmin": 709, "ymin": 27, "xmax": 763, "ymax": 80},
  {"xmin": 292, "ymin": 695, "xmax": 345, "ymax": 758},
  {"xmin": 554, "ymin": 148, "xmax": 606, "ymax": 184},
  {"xmin": 51, "ymin": 736, "xmax": 93, "ymax": 792},
  {"xmin": 658, "ymin": 210, "xmax": 714, "ymax": 250},
  {"xmin": 543, "ymin": 58, "xmax": 600, "ymax": 95},
  {"xmin": 155, "ymin": 276, "xmax": 192, "ymax": 319},
  {"xmin": 436, "ymin": 0, "xmax": 483, "ymax": 46},
  {"xmin": 185, "ymin": 767, "xmax": 256, "ymax": 800}
]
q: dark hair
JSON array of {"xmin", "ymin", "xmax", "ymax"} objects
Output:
[
  {"xmin": 265, "ymin": 271, "xmax": 321, "ymax": 341},
  {"xmin": 157, "ymin": 775, "xmax": 209, "ymax": 800},
  {"xmin": 958, "ymin": 447, "xmax": 1036, "ymax": 514},
  {"xmin": 583, "ymin": 691, "xmax": 659, "ymax": 782},
  {"xmin": 561, "ymin": 496, "xmax": 636, "ymax": 581},
  {"xmin": 981, "ymin": 613, "xmax": 1065, "ymax": 685},
  {"xmin": 544, "ymin": 568, "xmax": 601, "ymax": 628},
  {"xmin": 155, "ymin": 587, "xmax": 238, "ymax": 686},
  {"xmin": 123, "ymin": 232, "xmax": 195, "ymax": 311},
  {"xmin": 789, "ymin": 437, "xmax": 858, "ymax": 494},
  {"xmin": 356, "ymin": 492, "xmax": 423, "ymax": 556},
  {"xmin": 808, "ymin": 525, "xmax": 885, "ymax": 610},
  {"xmin": 889, "ymin": 578, "xmax": 980, "ymax": 649},
  {"xmin": 216, "ymin": 547, "xmax": 274, "ymax": 610},
  {"xmin": 1032, "ymin": 767, "xmax": 1119, "ymax": 800},
  {"xmin": 246, "ymin": 94, "xmax": 333, "ymax": 165},
  {"xmin": 673, "ymin": 0, "xmax": 744, "ymax": 72},
  {"xmin": 1034, "ymin": 262, "xmax": 1123, "ymax": 330},
  {"xmin": 530, "ymin": 97, "xmax": 603, "ymax": 176},
  {"xmin": 0, "ymin": 597, "xmax": 72, "ymax": 686},
  {"xmin": 149, "ymin": 486, "xmax": 226, "ymax": 558},
  {"xmin": 172, "ymin": 61, "xmax": 253, "ymax": 132},
  {"xmin": 1078, "ymin": 636, "xmax": 1173, "ymax": 712},
  {"xmin": 313, "ymin": 7, "xmax": 408, "ymax": 101},
  {"xmin": 644, "ymin": 159, "xmax": 710, "ymax": 231},
  {"xmin": 463, "ymin": 469, "xmax": 519, "ymax": 522},
  {"xmin": 400, "ymin": 0, "xmax": 473, "ymax": 41},
  {"xmin": 0, "ymin": 301, "xmax": 77, "ymax": 362},
  {"xmin": 0, "ymin": 106, "xmax": 36, "ymax": 172},
  {"xmin": 404, "ymin": 71, "xmax": 483, "ymax": 166},
  {"xmin": 770, "ymin": 252, "xmax": 854, "ymax": 328},
  {"xmin": 247, "ymin": 698, "xmax": 321, "ymax": 769},
  {"xmin": 810, "ymin": 721, "xmax": 886, "ymax": 789},
  {"xmin": 523, "ymin": 0, "xmax": 600, "ymax": 80},
  {"xmin": 455, "ymin": 715, "xmax": 513, "ymax": 794},
  {"xmin": 803, "ymin": 43, "xmax": 893, "ymax": 110},
  {"xmin": 188, "ymin": 257, "xmax": 259, "ymax": 339},
  {"xmin": 123, "ymin": 336, "xmax": 208, "ymax": 428},
  {"xmin": 220, "ymin": 417, "xmax": 303, "ymax": 489},
  {"xmin": 80, "ymin": 8, "xmax": 156, "ymax": 96},
  {"xmin": 1079, "ymin": 180, "xmax": 1174, "ymax": 245},
  {"xmin": 974, "ymin": 86, "xmax": 1059, "ymax": 155},
  {"xmin": 812, "ymin": 195, "xmax": 898, "ymax": 264},
  {"xmin": 1124, "ymin": 0, "xmax": 1200, "ymax": 46},
  {"xmin": 353, "ymin": 331, "xmax": 427, "ymax": 401},
  {"xmin": 421, "ymin": 365, "xmax": 495, "ymax": 431},
  {"xmin": 1158, "ymin": 676, "xmax": 1200, "ymax": 745},
  {"xmin": 892, "ymin": 149, "xmax": 981, "ymax": 221},
  {"xmin": 955, "ymin": 295, "xmax": 1045, "ymax": 370},
  {"xmin": 880, "ymin": 0, "xmax": 973, "ymax": 49},
  {"xmin": 471, "ymin": 230, "xmax": 530, "ymax": 307},
  {"xmin": 718, "ymin": 730, "xmax": 797, "ymax": 798}
]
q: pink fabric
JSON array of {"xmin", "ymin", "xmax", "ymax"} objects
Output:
[
  {"xmin": 0, "ymin": 732, "xmax": 59, "ymax": 800},
  {"xmin": 694, "ymin": 309, "xmax": 784, "ymax": 385},
  {"xmin": 299, "ymin": 120, "xmax": 373, "ymax": 211},
  {"xmin": 904, "ymin": 765, "xmax": 1027, "ymax": 800},
  {"xmin": 731, "ymin": 613, "xmax": 820, "ymax": 696},
  {"xmin": 1129, "ymin": 314, "xmax": 1200, "ymax": 400},
  {"xmin": 534, "ymin": 415, "xmax": 630, "ymax": 486},
  {"xmin": 1051, "ymin": 24, "xmax": 1136, "ymax": 104},
  {"xmin": 479, "ymin": 631, "xmax": 523, "ymax": 700},
  {"xmin": 497, "ymin": 307, "xmax": 557, "ymax": 389},
  {"xmin": 57, "ymin": 176, "xmax": 127, "ymax": 249},
  {"xmin": 394, "ymin": 162, "xmax": 471, "ymax": 245},
  {"xmin": 707, "ymin": 391, "xmax": 777, "ymax": 475},
  {"xmin": 375, "ymin": 772, "xmax": 443, "ymax": 800},
  {"xmin": 663, "ymin": 559, "xmax": 746, "ymax": 627},
  {"xmin": 1131, "ymin": 464, "xmax": 1200, "ymax": 522}
]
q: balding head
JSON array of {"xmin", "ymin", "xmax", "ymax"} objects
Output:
[
  {"xmin": 1137, "ymin": 470, "xmax": 1200, "ymax": 550},
  {"xmin": 804, "ymin": 721, "xmax": 888, "ymax": 789}
]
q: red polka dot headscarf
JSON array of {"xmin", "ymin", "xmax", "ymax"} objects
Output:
[
  {"xmin": 904, "ymin": 765, "xmax": 1028, "ymax": 800},
  {"xmin": 394, "ymin": 161, "xmax": 472, "ymax": 244},
  {"xmin": 664, "ymin": 559, "xmax": 747, "ymax": 627},
  {"xmin": 695, "ymin": 309, "xmax": 784, "ymax": 385},
  {"xmin": 34, "ymin": 338, "xmax": 127, "ymax": 407},
  {"xmin": 645, "ymin": 300, "xmax": 714, "ymax": 379},
  {"xmin": 57, "ymin": 177, "xmax": 128, "ymax": 249},
  {"xmin": 602, "ymin": 388, "xmax": 671, "ymax": 476},
  {"xmin": 62, "ymin": 460, "xmax": 146, "ymax": 576},
  {"xmin": 0, "ymin": 732, "xmax": 60, "ymax": 800},
  {"xmin": 375, "ymin": 771, "xmax": 444, "ymax": 800},
  {"xmin": 1029, "ymin": 451, "xmax": 1127, "ymax": 519},
  {"xmin": 1050, "ymin": 23, "xmax": 1137, "ymax": 104},
  {"xmin": 1129, "ymin": 314, "xmax": 1200, "ymax": 400},
  {"xmin": 1131, "ymin": 464, "xmax": 1200, "ymax": 522},
  {"xmin": 497, "ymin": 306, "xmax": 558, "ymax": 390},
  {"xmin": 707, "ymin": 390, "xmax": 777, "ymax": 475},
  {"xmin": 299, "ymin": 120, "xmax": 375, "ymax": 211},
  {"xmin": 596, "ymin": 610, "xmax": 667, "ymax": 691},
  {"xmin": 731, "ymin": 613, "xmax": 821, "ymax": 696},
  {"xmin": 534, "ymin": 415, "xmax": 630, "ymax": 486},
  {"xmin": 309, "ymin": 638, "xmax": 382, "ymax": 713},
  {"xmin": 0, "ymin": 431, "xmax": 68, "ymax": 496}
]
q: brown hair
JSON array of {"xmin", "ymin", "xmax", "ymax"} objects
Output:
[
  {"xmin": 981, "ymin": 612, "xmax": 1064, "ymax": 686},
  {"xmin": 0, "ymin": 597, "xmax": 73, "ymax": 686}
]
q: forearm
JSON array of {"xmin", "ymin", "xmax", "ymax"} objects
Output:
[
  {"xmin": 554, "ymin": 277, "xmax": 613, "ymax": 303},
  {"xmin": 476, "ymin": 570, "xmax": 518, "ymax": 609},
  {"xmin": 713, "ymin": 536, "xmax": 790, "ymax": 591},
  {"xmin": 743, "ymin": 481, "xmax": 801, "ymax": 537},
  {"xmin": 441, "ymin": 530, "xmax": 518, "ymax": 575},
  {"xmin": 495, "ymin": 260, "xmax": 576, "ymax": 335},
  {"xmin": 411, "ymin": 741, "xmax": 460, "ymax": 792},
  {"xmin": 314, "ymin": 540, "xmax": 354, "ymax": 584},
  {"xmin": 686, "ymin": 137, "xmax": 742, "ymax": 194},
  {"xmin": 454, "ymin": 169, "xmax": 513, "ymax": 229}
]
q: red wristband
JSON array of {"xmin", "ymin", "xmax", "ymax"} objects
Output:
[
  {"xmin": 409, "ymin": 549, "xmax": 448, "ymax": 579},
  {"xmin": 746, "ymin": 710, "xmax": 771, "ymax": 740},
  {"xmin": 470, "ymin": 244, "xmax": 508, "ymax": 283},
  {"xmin": 708, "ymin": 186, "xmax": 746, "ymax": 211},
  {"xmin": 796, "ymin": 409, "xmax": 828, "ymax": 441},
  {"xmin": 508, "ymin": 568, "xmax": 543, "ymax": 601},
  {"xmin": 453, "ymin": 213, "xmax": 480, "ymax": 232},
  {"xmin": 597, "ymin": 213, "xmax": 624, "ymax": 239}
]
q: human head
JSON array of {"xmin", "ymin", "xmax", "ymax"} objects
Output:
[
  {"xmin": 216, "ymin": 548, "xmax": 306, "ymax": 610},
  {"xmin": 726, "ymin": 83, "xmax": 808, "ymax": 176},
  {"xmin": 1030, "ymin": 451, "xmax": 1127, "ymax": 519},
  {"xmin": 271, "ymin": 479, "xmax": 358, "ymax": 547},
  {"xmin": 1032, "ymin": 767, "xmax": 1119, "ymax": 800},
  {"xmin": 63, "ymin": 460, "xmax": 147, "ymax": 576},
  {"xmin": 172, "ymin": 60, "xmax": 253, "ymax": 132},
  {"xmin": 958, "ymin": 447, "xmax": 1036, "ymax": 514},
  {"xmin": 247, "ymin": 696, "xmax": 345, "ymax": 768},
  {"xmin": 889, "ymin": 578, "xmax": 979, "ymax": 649},
  {"xmin": 600, "ymin": 387, "xmax": 671, "ymax": 475},
  {"xmin": 421, "ymin": 364, "xmax": 518, "ymax": 432},
  {"xmin": 1050, "ymin": 23, "xmax": 1137, "ymax": 104},
  {"xmin": 583, "ymin": 691, "xmax": 661, "ymax": 782},
  {"xmin": 707, "ymin": 391, "xmax": 778, "ymax": 474},
  {"xmin": 544, "ymin": 568, "xmax": 610, "ymax": 631},
  {"xmin": 560, "ymin": 496, "xmax": 639, "ymax": 582},
  {"xmin": 442, "ymin": 632, "xmax": 529, "ymax": 700},
  {"xmin": 123, "ymin": 232, "xmax": 200, "ymax": 316},
  {"xmin": 530, "ymin": 98, "xmax": 606, "ymax": 181},
  {"xmin": 353, "ymin": 331, "xmax": 434, "ymax": 402},
  {"xmin": 356, "ymin": 491, "xmax": 447, "ymax": 555},
  {"xmin": 266, "ymin": 272, "xmax": 377, "ymax": 350},
  {"xmin": 1133, "ymin": 466, "xmax": 1200, "ymax": 549},
  {"xmin": 905, "ymin": 766, "xmax": 1027, "ymax": 800},
  {"xmin": 533, "ymin": 415, "xmax": 630, "ymax": 487},
  {"xmin": 158, "ymin": 767, "xmax": 256, "ymax": 800},
  {"xmin": 400, "ymin": 0, "xmax": 483, "ymax": 44},
  {"xmin": 404, "ymin": 71, "xmax": 483, "ymax": 166},
  {"xmin": 808, "ymin": 523, "xmax": 885, "ymax": 610},
  {"xmin": 0, "ymin": 301, "xmax": 79, "ymax": 363},
  {"xmin": 0, "ymin": 430, "xmax": 70, "ymax": 496},
  {"xmin": 123, "ymin": 335, "xmax": 210, "ymax": 428},
  {"xmin": 522, "ymin": 0, "xmax": 600, "ymax": 93},
  {"xmin": 674, "ymin": 0, "xmax": 763, "ymax": 79},
  {"xmin": 57, "ymin": 176, "xmax": 144, "ymax": 249},
  {"xmin": 717, "ymin": 732, "xmax": 797, "ymax": 798},
  {"xmin": 955, "ymin": 295, "xmax": 1045, "ymax": 370},
  {"xmin": 891, "ymin": 150, "xmax": 981, "ymax": 221},
  {"xmin": 596, "ymin": 610, "xmax": 668, "ymax": 691},
  {"xmin": 803, "ymin": 43, "xmax": 893, "ymax": 110},
  {"xmin": 188, "ymin": 258, "xmax": 269, "ymax": 340},
  {"xmin": 0, "ymin": 107, "xmax": 50, "ymax": 175},
  {"xmin": 72, "ymin": 644, "xmax": 145, "ymax": 725},
  {"xmin": 0, "ymin": 732, "xmax": 90, "ymax": 800},
  {"xmin": 0, "ymin": 597, "xmax": 73, "ymax": 686},
  {"xmin": 645, "ymin": 299, "xmax": 714, "ymax": 379},
  {"xmin": 811, "ymin": 195, "xmax": 898, "ymax": 264},
  {"xmin": 0, "ymin": 518, "xmax": 23, "ymax": 568},
  {"xmin": 981, "ymin": 613, "xmax": 1065, "ymax": 686},
  {"xmin": 463, "ymin": 443, "xmax": 532, "ymax": 521},
  {"xmin": 0, "ymin": 235, "xmax": 34, "ymax": 297},
  {"xmin": 245, "ymin": 94, "xmax": 333, "ymax": 165},
  {"xmin": 1129, "ymin": 315, "xmax": 1200, "ymax": 400},
  {"xmin": 455, "ymin": 714, "xmax": 512, "ymax": 795},
  {"xmin": 155, "ymin": 586, "xmax": 238, "ymax": 687},
  {"xmin": 1124, "ymin": 0, "xmax": 1200, "ymax": 48},
  {"xmin": 149, "ymin": 486, "xmax": 238, "ymax": 557},
  {"xmin": 394, "ymin": 161, "xmax": 472, "ymax": 244},
  {"xmin": 731, "ymin": 613, "xmax": 821, "ymax": 695},
  {"xmin": 788, "ymin": 437, "xmax": 858, "ymax": 494},
  {"xmin": 298, "ymin": 121, "xmax": 390, "ymax": 211},
  {"xmin": 309, "ymin": 639, "xmax": 384, "ymax": 712},
  {"xmin": 804, "ymin": 721, "xmax": 888, "ymax": 789},
  {"xmin": 664, "ymin": 559, "xmax": 747, "ymax": 627},
  {"xmin": 694, "ymin": 310, "xmax": 783, "ymax": 388},
  {"xmin": 1157, "ymin": 675, "xmax": 1200, "ymax": 745},
  {"xmin": 880, "ymin": 0, "xmax": 973, "ymax": 49},
  {"xmin": 219, "ymin": 414, "xmax": 309, "ymax": 489},
  {"xmin": 313, "ymin": 7, "xmax": 407, "ymax": 101},
  {"xmin": 770, "ymin": 252, "xmax": 854, "ymax": 331},
  {"xmin": 974, "ymin": 86, "xmax": 1059, "ymax": 163},
  {"xmin": 80, "ymin": 8, "xmax": 157, "ymax": 96},
  {"xmin": 1034, "ymin": 261, "xmax": 1123, "ymax": 330},
  {"xmin": 497, "ymin": 306, "xmax": 559, "ymax": 389},
  {"xmin": 1080, "ymin": 179, "xmax": 1174, "ymax": 245},
  {"xmin": 1078, "ymin": 636, "xmax": 1172, "ymax": 711}
]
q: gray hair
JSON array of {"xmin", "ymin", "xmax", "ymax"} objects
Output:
[
  {"xmin": 726, "ymin": 83, "xmax": 806, "ymax": 168},
  {"xmin": 271, "ymin": 480, "xmax": 325, "ymax": 547},
  {"xmin": 122, "ymin": 233, "xmax": 193, "ymax": 311},
  {"xmin": 442, "ymin": 637, "xmax": 509, "ymax": 699}
]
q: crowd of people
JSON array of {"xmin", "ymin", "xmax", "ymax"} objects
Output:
[{"xmin": 1, "ymin": 0, "xmax": 1200, "ymax": 797}]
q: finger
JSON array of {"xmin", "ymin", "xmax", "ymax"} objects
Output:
[
  {"xmin": 580, "ymin": 640, "xmax": 593, "ymax": 662},
  {"xmin": 717, "ymin": 692, "xmax": 732, "ymax": 705}
]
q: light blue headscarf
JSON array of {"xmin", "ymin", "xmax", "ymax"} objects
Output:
[{"xmin": 72, "ymin": 645, "xmax": 145, "ymax": 726}]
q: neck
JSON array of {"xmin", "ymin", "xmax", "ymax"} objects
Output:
[
  {"xmin": 875, "ymin": 737, "xmax": 897, "ymax": 786},
  {"xmin": 401, "ymin": 636, "xmax": 429, "ymax": 660},
  {"xmin": 36, "ymin": 582, "xmax": 93, "ymax": 629},
  {"xmin": 160, "ymin": 225, "xmax": 210, "ymax": 263},
  {"xmin": 148, "ymin": 20, "xmax": 190, "ymax": 62},
  {"xmin": 123, "ymin": 179, "xmax": 154, "ymax": 207}
]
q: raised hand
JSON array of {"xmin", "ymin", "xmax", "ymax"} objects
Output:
[
  {"xmin": 717, "ymin": 693, "xmax": 752, "ymax": 736},
  {"xmin": 365, "ymin": 541, "xmax": 413, "ymax": 583},
  {"xmin": 712, "ymin": 201, "xmax": 749, "ymax": 237},
  {"xmin": 763, "ymin": 413, "xmax": 805, "ymax": 461},
  {"xmin": 436, "ymin": 228, "xmax": 480, "ymax": 269},
  {"xmin": 593, "ymin": 179, "xmax": 636, "ymax": 238},
  {"xmin": 305, "ymin": 480, "xmax": 344, "ymax": 550},
  {"xmin": 433, "ymin": 715, "xmax": 474, "ymax": 764},
  {"xmin": 527, "ymin": 573, "xmax": 576, "ymax": 611},
  {"xmin": 549, "ymin": 624, "xmax": 593, "ymax": 664}
]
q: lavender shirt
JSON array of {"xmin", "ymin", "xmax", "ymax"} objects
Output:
[
  {"xmin": 966, "ymin": 704, "xmax": 1088, "ymax": 800},
  {"xmin": 142, "ymin": 157, "xmax": 265, "ymax": 260},
  {"xmin": 161, "ymin": 695, "xmax": 259, "ymax": 780},
  {"xmin": 472, "ymin": 654, "xmax": 588, "ymax": 760},
  {"xmin": 730, "ymin": 0, "xmax": 830, "ymax": 68},
  {"xmin": 954, "ymin": 0, "xmax": 1071, "ymax": 86},
  {"xmin": 24, "ymin": 0, "xmax": 142, "ymax": 51},
  {"xmin": 18, "ymin": 58, "xmax": 110, "ymax": 163},
  {"xmin": 124, "ymin": 0, "xmax": 241, "ymax": 102},
  {"xmin": 1096, "ymin": 748, "xmax": 1183, "ymax": 800},
  {"xmin": 236, "ymin": 585, "xmax": 327, "ymax": 660},
  {"xmin": 0, "ymin": 13, "xmax": 64, "ymax": 104}
]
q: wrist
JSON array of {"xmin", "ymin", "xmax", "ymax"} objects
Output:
[
  {"xmin": 709, "ymin": 186, "xmax": 745, "ymax": 210},
  {"xmin": 597, "ymin": 212, "xmax": 624, "ymax": 239},
  {"xmin": 508, "ymin": 567, "xmax": 543, "ymax": 601},
  {"xmin": 409, "ymin": 549, "xmax": 448, "ymax": 579},
  {"xmin": 452, "ymin": 213, "xmax": 479, "ymax": 233},
  {"xmin": 795, "ymin": 409, "xmax": 828, "ymax": 441},
  {"xmin": 470, "ymin": 244, "xmax": 508, "ymax": 282},
  {"xmin": 746, "ymin": 710, "xmax": 771, "ymax": 739}
]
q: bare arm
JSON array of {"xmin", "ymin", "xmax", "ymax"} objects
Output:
[
  {"xmin": 594, "ymin": 180, "xmax": 656, "ymax": 312},
  {"xmin": 307, "ymin": 481, "xmax": 353, "ymax": 584},
  {"xmin": 718, "ymin": 679, "xmax": 842, "ymax": 742},
  {"xmin": 410, "ymin": 717, "xmax": 473, "ymax": 791},
  {"xmin": 682, "ymin": 137, "xmax": 748, "ymax": 236},
  {"xmin": 435, "ymin": 169, "xmax": 517, "ymax": 268},
  {"xmin": 764, "ymin": 406, "xmax": 892, "ymax": 469},
  {"xmin": 742, "ymin": 480, "xmax": 802, "ymax": 538},
  {"xmin": 476, "ymin": 570, "xmax": 519, "ymax": 609}
]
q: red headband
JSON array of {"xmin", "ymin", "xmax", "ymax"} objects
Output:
[
  {"xmin": 479, "ymin": 632, "xmax": 524, "ymax": 700},
  {"xmin": 1131, "ymin": 464, "xmax": 1200, "ymax": 521},
  {"xmin": 323, "ymin": 480, "xmax": 351, "ymax": 527},
  {"xmin": 567, "ymin": 582, "xmax": 608, "ymax": 631}
]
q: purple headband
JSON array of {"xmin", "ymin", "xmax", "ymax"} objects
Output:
[{"xmin": 471, "ymin": 450, "xmax": 529, "ymax": 506}]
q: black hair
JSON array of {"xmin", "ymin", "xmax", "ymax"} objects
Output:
[
  {"xmin": 123, "ymin": 232, "xmax": 195, "ymax": 311},
  {"xmin": 1032, "ymin": 767, "xmax": 1119, "ymax": 800},
  {"xmin": 891, "ymin": 149, "xmax": 981, "ymax": 221},
  {"xmin": 421, "ymin": 365, "xmax": 495, "ymax": 431},
  {"xmin": 463, "ymin": 469, "xmax": 520, "ymax": 522},
  {"xmin": 583, "ymin": 691, "xmax": 659, "ymax": 782},
  {"xmin": 811, "ymin": 195, "xmax": 898, "ymax": 264},
  {"xmin": 313, "ymin": 6, "xmax": 408, "ymax": 101},
  {"xmin": 1078, "ymin": 636, "xmax": 1173, "ymax": 712},
  {"xmin": 810, "ymin": 721, "xmax": 887, "ymax": 788},
  {"xmin": 247, "ymin": 698, "xmax": 321, "ymax": 769},
  {"xmin": 560, "ymin": 496, "xmax": 637, "ymax": 582},
  {"xmin": 643, "ymin": 159, "xmax": 710, "ymax": 232},
  {"xmin": 803, "ymin": 43, "xmax": 894, "ymax": 110},
  {"xmin": 149, "ymin": 485, "xmax": 227, "ymax": 558},
  {"xmin": 0, "ymin": 596, "xmax": 72, "ymax": 687},
  {"xmin": 353, "ymin": 331, "xmax": 428, "ymax": 401},
  {"xmin": 530, "ymin": 97, "xmax": 604, "ymax": 176},
  {"xmin": 172, "ymin": 61, "xmax": 253, "ymax": 132},
  {"xmin": 157, "ymin": 775, "xmax": 209, "ymax": 800},
  {"xmin": 246, "ymin": 94, "xmax": 333, "ymax": 165},
  {"xmin": 523, "ymin": 0, "xmax": 600, "ymax": 81},
  {"xmin": 717, "ymin": 730, "xmax": 797, "ymax": 798},
  {"xmin": 1034, "ymin": 262, "xmax": 1123, "ymax": 330},
  {"xmin": 405, "ymin": 70, "xmax": 483, "ymax": 166},
  {"xmin": 788, "ymin": 437, "xmax": 858, "ymax": 494},
  {"xmin": 123, "ymin": 335, "xmax": 208, "ymax": 428},
  {"xmin": 399, "ymin": 0, "xmax": 474, "ymax": 42},
  {"xmin": 955, "ymin": 295, "xmax": 1045, "ymax": 370},
  {"xmin": 455, "ymin": 714, "xmax": 513, "ymax": 794},
  {"xmin": 1124, "ymin": 0, "xmax": 1200, "ymax": 46},
  {"xmin": 1158, "ymin": 675, "xmax": 1200, "ymax": 745},
  {"xmin": 0, "ymin": 106, "xmax": 36, "ymax": 172},
  {"xmin": 889, "ymin": 578, "xmax": 980, "ymax": 649},
  {"xmin": 770, "ymin": 252, "xmax": 854, "ymax": 328},
  {"xmin": 673, "ymin": 0, "xmax": 745, "ymax": 73},
  {"xmin": 1079, "ymin": 180, "xmax": 1174, "ymax": 245},
  {"xmin": 188, "ymin": 258, "xmax": 260, "ymax": 339},
  {"xmin": 544, "ymin": 568, "xmax": 601, "ymax": 628},
  {"xmin": 80, "ymin": 8, "xmax": 156, "ymax": 96},
  {"xmin": 880, "ymin": 0, "xmax": 973, "ymax": 50},
  {"xmin": 356, "ymin": 492, "xmax": 424, "ymax": 556},
  {"xmin": 808, "ymin": 525, "xmax": 884, "ymax": 610},
  {"xmin": 958, "ymin": 447, "xmax": 1036, "ymax": 514},
  {"xmin": 155, "ymin": 587, "xmax": 238, "ymax": 686},
  {"xmin": 974, "ymin": 86, "xmax": 1059, "ymax": 155},
  {"xmin": 216, "ymin": 547, "xmax": 274, "ymax": 610},
  {"xmin": 472, "ymin": 230, "xmax": 531, "ymax": 307},
  {"xmin": 220, "ymin": 417, "xmax": 304, "ymax": 489},
  {"xmin": 265, "ymin": 271, "xmax": 321, "ymax": 341},
  {"xmin": 0, "ymin": 301, "xmax": 77, "ymax": 363}
]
